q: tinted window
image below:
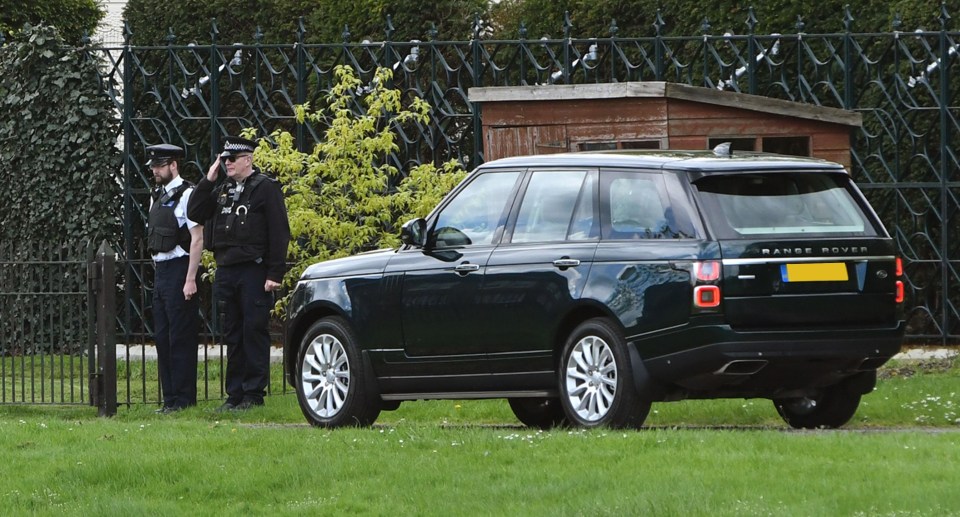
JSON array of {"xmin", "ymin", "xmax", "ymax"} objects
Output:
[
  {"xmin": 512, "ymin": 170, "xmax": 594, "ymax": 243},
  {"xmin": 601, "ymin": 172, "xmax": 682, "ymax": 239},
  {"xmin": 431, "ymin": 171, "xmax": 522, "ymax": 248},
  {"xmin": 694, "ymin": 173, "xmax": 879, "ymax": 239}
]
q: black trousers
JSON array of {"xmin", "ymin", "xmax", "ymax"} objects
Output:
[
  {"xmin": 153, "ymin": 256, "xmax": 199, "ymax": 409},
  {"xmin": 215, "ymin": 261, "xmax": 272, "ymax": 405}
]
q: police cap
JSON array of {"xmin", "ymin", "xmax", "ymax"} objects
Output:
[
  {"xmin": 219, "ymin": 136, "xmax": 257, "ymax": 159},
  {"xmin": 145, "ymin": 144, "xmax": 184, "ymax": 167}
]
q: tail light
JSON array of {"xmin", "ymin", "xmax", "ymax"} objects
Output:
[
  {"xmin": 694, "ymin": 285, "xmax": 721, "ymax": 308},
  {"xmin": 693, "ymin": 260, "xmax": 722, "ymax": 310},
  {"xmin": 694, "ymin": 261, "xmax": 721, "ymax": 282},
  {"xmin": 895, "ymin": 257, "xmax": 904, "ymax": 304}
]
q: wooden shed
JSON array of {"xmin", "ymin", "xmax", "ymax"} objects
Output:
[{"xmin": 469, "ymin": 82, "xmax": 862, "ymax": 168}]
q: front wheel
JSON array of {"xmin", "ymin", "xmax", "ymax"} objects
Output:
[
  {"xmin": 773, "ymin": 384, "xmax": 862, "ymax": 429},
  {"xmin": 296, "ymin": 317, "xmax": 380, "ymax": 428},
  {"xmin": 559, "ymin": 318, "xmax": 651, "ymax": 429}
]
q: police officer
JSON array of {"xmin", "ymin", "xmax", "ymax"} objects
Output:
[
  {"xmin": 187, "ymin": 136, "xmax": 290, "ymax": 411},
  {"xmin": 147, "ymin": 143, "xmax": 203, "ymax": 413}
]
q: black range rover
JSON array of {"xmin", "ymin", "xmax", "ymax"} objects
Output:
[{"xmin": 284, "ymin": 150, "xmax": 905, "ymax": 429}]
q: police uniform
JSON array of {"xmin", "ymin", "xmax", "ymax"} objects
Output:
[
  {"xmin": 147, "ymin": 144, "xmax": 201, "ymax": 412},
  {"xmin": 187, "ymin": 136, "xmax": 291, "ymax": 410}
]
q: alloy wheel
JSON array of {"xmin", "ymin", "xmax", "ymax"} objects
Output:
[
  {"xmin": 564, "ymin": 335, "xmax": 618, "ymax": 422},
  {"xmin": 300, "ymin": 333, "xmax": 351, "ymax": 418}
]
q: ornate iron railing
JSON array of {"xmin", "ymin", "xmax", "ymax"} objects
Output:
[{"xmin": 85, "ymin": 7, "xmax": 958, "ymax": 345}]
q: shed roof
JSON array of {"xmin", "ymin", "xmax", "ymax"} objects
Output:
[{"xmin": 469, "ymin": 82, "xmax": 862, "ymax": 128}]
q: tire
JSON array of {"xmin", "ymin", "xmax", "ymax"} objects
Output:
[
  {"xmin": 296, "ymin": 317, "xmax": 381, "ymax": 428},
  {"xmin": 773, "ymin": 384, "xmax": 862, "ymax": 429},
  {"xmin": 558, "ymin": 318, "xmax": 651, "ymax": 429},
  {"xmin": 508, "ymin": 397, "xmax": 568, "ymax": 430}
]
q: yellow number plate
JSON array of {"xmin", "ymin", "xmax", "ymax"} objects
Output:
[{"xmin": 781, "ymin": 262, "xmax": 848, "ymax": 282}]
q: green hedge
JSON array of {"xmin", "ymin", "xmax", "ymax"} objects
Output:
[
  {"xmin": 0, "ymin": 24, "xmax": 120, "ymax": 245},
  {"xmin": 121, "ymin": 0, "xmax": 488, "ymax": 45},
  {"xmin": 0, "ymin": 24, "xmax": 121, "ymax": 353},
  {"xmin": 0, "ymin": 0, "xmax": 103, "ymax": 45}
]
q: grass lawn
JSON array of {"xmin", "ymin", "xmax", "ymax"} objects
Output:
[{"xmin": 0, "ymin": 357, "xmax": 958, "ymax": 515}]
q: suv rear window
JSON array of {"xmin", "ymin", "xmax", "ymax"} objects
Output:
[{"xmin": 694, "ymin": 172, "xmax": 879, "ymax": 239}]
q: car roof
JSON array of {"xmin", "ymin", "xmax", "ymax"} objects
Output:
[{"xmin": 476, "ymin": 150, "xmax": 848, "ymax": 175}]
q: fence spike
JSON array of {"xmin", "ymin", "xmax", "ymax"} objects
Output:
[
  {"xmin": 844, "ymin": 5, "xmax": 854, "ymax": 32},
  {"xmin": 608, "ymin": 18, "xmax": 618, "ymax": 37},
  {"xmin": 653, "ymin": 10, "xmax": 665, "ymax": 36}
]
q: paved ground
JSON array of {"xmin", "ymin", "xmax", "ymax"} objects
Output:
[
  {"xmin": 116, "ymin": 345, "xmax": 957, "ymax": 363},
  {"xmin": 117, "ymin": 345, "xmax": 285, "ymax": 363}
]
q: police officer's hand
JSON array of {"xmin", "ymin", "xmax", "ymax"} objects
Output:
[
  {"xmin": 183, "ymin": 278, "xmax": 197, "ymax": 300},
  {"xmin": 206, "ymin": 157, "xmax": 221, "ymax": 182},
  {"xmin": 264, "ymin": 279, "xmax": 281, "ymax": 292}
]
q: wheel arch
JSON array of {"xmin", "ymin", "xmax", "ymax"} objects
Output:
[
  {"xmin": 553, "ymin": 302, "xmax": 661, "ymax": 403},
  {"xmin": 284, "ymin": 301, "xmax": 350, "ymax": 387}
]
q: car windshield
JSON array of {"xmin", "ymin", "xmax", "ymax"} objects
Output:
[{"xmin": 694, "ymin": 172, "xmax": 879, "ymax": 239}]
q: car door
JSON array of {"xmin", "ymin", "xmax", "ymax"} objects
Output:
[
  {"xmin": 389, "ymin": 170, "xmax": 524, "ymax": 360},
  {"xmin": 482, "ymin": 169, "xmax": 599, "ymax": 381},
  {"xmin": 584, "ymin": 169, "xmax": 702, "ymax": 345}
]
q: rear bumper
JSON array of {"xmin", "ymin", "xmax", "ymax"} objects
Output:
[{"xmin": 636, "ymin": 321, "xmax": 905, "ymax": 400}]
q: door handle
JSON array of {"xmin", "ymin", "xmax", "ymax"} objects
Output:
[
  {"xmin": 454, "ymin": 263, "xmax": 480, "ymax": 274},
  {"xmin": 552, "ymin": 258, "xmax": 581, "ymax": 268}
]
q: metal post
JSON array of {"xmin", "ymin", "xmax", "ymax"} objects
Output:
[
  {"xmin": 938, "ymin": 4, "xmax": 952, "ymax": 345},
  {"xmin": 843, "ymin": 7, "xmax": 855, "ymax": 109},
  {"xmin": 562, "ymin": 12, "xmax": 572, "ymax": 83},
  {"xmin": 90, "ymin": 241, "xmax": 117, "ymax": 417},
  {"xmin": 746, "ymin": 7, "xmax": 758, "ymax": 95},
  {"xmin": 472, "ymin": 14, "xmax": 483, "ymax": 166},
  {"xmin": 296, "ymin": 17, "xmax": 307, "ymax": 154},
  {"xmin": 608, "ymin": 19, "xmax": 618, "ymax": 83},
  {"xmin": 701, "ymin": 17, "xmax": 711, "ymax": 88},
  {"xmin": 121, "ymin": 23, "xmax": 135, "ymax": 368},
  {"xmin": 85, "ymin": 241, "xmax": 96, "ymax": 405},
  {"xmin": 210, "ymin": 19, "xmax": 220, "ymax": 157},
  {"xmin": 654, "ymin": 10, "xmax": 665, "ymax": 81}
]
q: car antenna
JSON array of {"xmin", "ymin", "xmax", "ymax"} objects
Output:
[{"xmin": 712, "ymin": 142, "xmax": 733, "ymax": 158}]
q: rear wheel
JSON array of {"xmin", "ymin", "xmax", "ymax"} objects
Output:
[
  {"xmin": 296, "ymin": 317, "xmax": 380, "ymax": 428},
  {"xmin": 559, "ymin": 318, "xmax": 651, "ymax": 429},
  {"xmin": 773, "ymin": 384, "xmax": 862, "ymax": 429},
  {"xmin": 508, "ymin": 397, "xmax": 567, "ymax": 429}
]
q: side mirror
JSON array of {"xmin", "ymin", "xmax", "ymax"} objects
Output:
[{"xmin": 400, "ymin": 218, "xmax": 427, "ymax": 248}]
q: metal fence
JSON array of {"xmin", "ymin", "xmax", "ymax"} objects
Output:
[
  {"xmin": 2, "ymin": 8, "xmax": 957, "ymax": 410},
  {"xmin": 73, "ymin": 7, "xmax": 960, "ymax": 406},
  {"xmin": 0, "ymin": 241, "xmax": 93, "ymax": 405},
  {"xmin": 91, "ymin": 12, "xmax": 959, "ymax": 344}
]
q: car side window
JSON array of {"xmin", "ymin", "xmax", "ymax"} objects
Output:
[
  {"xmin": 601, "ymin": 171, "xmax": 679, "ymax": 239},
  {"xmin": 430, "ymin": 171, "xmax": 522, "ymax": 248},
  {"xmin": 512, "ymin": 170, "xmax": 595, "ymax": 243}
]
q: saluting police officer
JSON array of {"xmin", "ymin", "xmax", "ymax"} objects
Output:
[
  {"xmin": 187, "ymin": 136, "xmax": 290, "ymax": 411},
  {"xmin": 147, "ymin": 144, "xmax": 203, "ymax": 413}
]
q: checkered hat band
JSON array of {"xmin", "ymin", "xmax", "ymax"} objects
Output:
[{"xmin": 224, "ymin": 142, "xmax": 254, "ymax": 152}]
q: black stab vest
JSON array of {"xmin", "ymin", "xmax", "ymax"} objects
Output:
[
  {"xmin": 148, "ymin": 182, "xmax": 193, "ymax": 254},
  {"xmin": 207, "ymin": 173, "xmax": 269, "ymax": 251}
]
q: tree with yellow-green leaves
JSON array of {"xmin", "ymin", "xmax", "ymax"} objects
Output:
[{"xmin": 238, "ymin": 65, "xmax": 466, "ymax": 311}]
